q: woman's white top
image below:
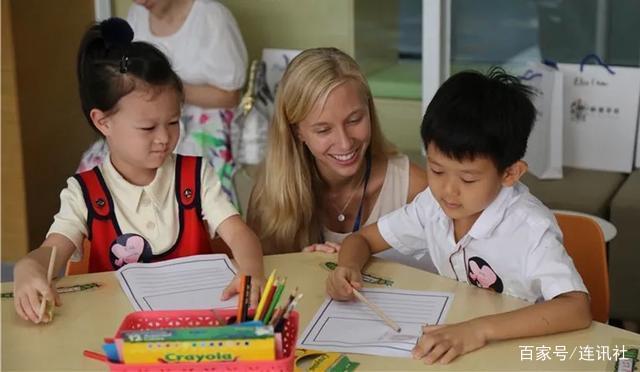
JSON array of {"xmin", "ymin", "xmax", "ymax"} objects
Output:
[{"xmin": 323, "ymin": 154, "xmax": 436, "ymax": 273}]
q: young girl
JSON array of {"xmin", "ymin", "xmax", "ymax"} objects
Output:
[
  {"xmin": 13, "ymin": 18, "xmax": 264, "ymax": 324},
  {"xmin": 78, "ymin": 0, "xmax": 248, "ymax": 207}
]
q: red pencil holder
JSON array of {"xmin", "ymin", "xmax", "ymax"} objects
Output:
[{"xmin": 84, "ymin": 309, "xmax": 299, "ymax": 372}]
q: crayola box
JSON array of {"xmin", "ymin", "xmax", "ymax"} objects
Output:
[
  {"xmin": 121, "ymin": 337, "xmax": 275, "ymax": 363},
  {"xmin": 121, "ymin": 324, "xmax": 276, "ymax": 363},
  {"xmin": 121, "ymin": 324, "xmax": 273, "ymax": 342}
]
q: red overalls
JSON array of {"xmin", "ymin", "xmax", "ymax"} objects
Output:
[{"xmin": 74, "ymin": 155, "xmax": 211, "ymax": 273}]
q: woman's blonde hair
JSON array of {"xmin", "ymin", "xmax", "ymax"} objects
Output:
[{"xmin": 247, "ymin": 47, "xmax": 395, "ymax": 254}]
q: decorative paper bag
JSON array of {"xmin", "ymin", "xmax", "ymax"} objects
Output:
[
  {"xmin": 519, "ymin": 62, "xmax": 564, "ymax": 179},
  {"xmin": 558, "ymin": 58, "xmax": 640, "ymax": 173}
]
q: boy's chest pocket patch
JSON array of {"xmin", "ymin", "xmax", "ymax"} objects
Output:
[{"xmin": 467, "ymin": 256, "xmax": 504, "ymax": 293}]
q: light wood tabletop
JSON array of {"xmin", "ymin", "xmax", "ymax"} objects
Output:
[{"xmin": 2, "ymin": 252, "xmax": 639, "ymax": 371}]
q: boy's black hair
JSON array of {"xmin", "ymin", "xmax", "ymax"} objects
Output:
[
  {"xmin": 420, "ymin": 67, "xmax": 535, "ymax": 172},
  {"xmin": 76, "ymin": 18, "xmax": 183, "ymax": 134}
]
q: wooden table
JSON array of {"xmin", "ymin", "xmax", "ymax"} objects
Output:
[{"xmin": 2, "ymin": 253, "xmax": 639, "ymax": 371}]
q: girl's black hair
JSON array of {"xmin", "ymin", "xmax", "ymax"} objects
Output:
[
  {"xmin": 76, "ymin": 18, "xmax": 183, "ymax": 133},
  {"xmin": 420, "ymin": 67, "xmax": 535, "ymax": 172}
]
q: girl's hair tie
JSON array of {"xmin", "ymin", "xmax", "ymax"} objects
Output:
[
  {"xmin": 119, "ymin": 55, "xmax": 130, "ymax": 73},
  {"xmin": 100, "ymin": 17, "xmax": 134, "ymax": 49}
]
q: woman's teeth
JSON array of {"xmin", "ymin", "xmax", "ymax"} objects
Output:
[{"xmin": 331, "ymin": 151, "xmax": 356, "ymax": 161}]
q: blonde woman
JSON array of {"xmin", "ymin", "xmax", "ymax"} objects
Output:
[{"xmin": 247, "ymin": 48, "xmax": 433, "ymax": 271}]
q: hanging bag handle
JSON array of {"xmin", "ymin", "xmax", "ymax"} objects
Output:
[
  {"xmin": 519, "ymin": 69, "xmax": 543, "ymax": 81},
  {"xmin": 579, "ymin": 53, "xmax": 616, "ymax": 75}
]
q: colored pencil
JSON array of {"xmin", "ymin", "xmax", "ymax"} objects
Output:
[
  {"xmin": 254, "ymin": 270, "xmax": 276, "ymax": 320},
  {"xmin": 263, "ymin": 278, "xmax": 286, "ymax": 324},
  {"xmin": 275, "ymin": 293, "xmax": 303, "ymax": 332},
  {"xmin": 241, "ymin": 276, "xmax": 252, "ymax": 322},
  {"xmin": 235, "ymin": 275, "xmax": 247, "ymax": 323},
  {"xmin": 259, "ymin": 282, "xmax": 277, "ymax": 321},
  {"xmin": 352, "ymin": 287, "xmax": 401, "ymax": 333},
  {"xmin": 38, "ymin": 246, "xmax": 57, "ymax": 323}
]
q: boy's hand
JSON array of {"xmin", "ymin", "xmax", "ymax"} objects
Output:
[
  {"xmin": 326, "ymin": 265, "xmax": 363, "ymax": 301},
  {"xmin": 302, "ymin": 241, "xmax": 341, "ymax": 253},
  {"xmin": 13, "ymin": 258, "xmax": 61, "ymax": 324},
  {"xmin": 220, "ymin": 274, "xmax": 266, "ymax": 309},
  {"xmin": 412, "ymin": 320, "xmax": 488, "ymax": 364}
]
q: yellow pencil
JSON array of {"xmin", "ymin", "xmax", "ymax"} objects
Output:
[
  {"xmin": 352, "ymin": 287, "xmax": 401, "ymax": 333},
  {"xmin": 38, "ymin": 246, "xmax": 57, "ymax": 323},
  {"xmin": 254, "ymin": 269, "xmax": 276, "ymax": 320}
]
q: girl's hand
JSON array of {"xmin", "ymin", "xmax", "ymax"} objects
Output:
[
  {"xmin": 248, "ymin": 275, "xmax": 266, "ymax": 308},
  {"xmin": 326, "ymin": 265, "xmax": 363, "ymax": 301},
  {"xmin": 302, "ymin": 241, "xmax": 341, "ymax": 253},
  {"xmin": 13, "ymin": 258, "xmax": 61, "ymax": 324},
  {"xmin": 412, "ymin": 320, "xmax": 488, "ymax": 364},
  {"xmin": 220, "ymin": 274, "xmax": 267, "ymax": 309}
]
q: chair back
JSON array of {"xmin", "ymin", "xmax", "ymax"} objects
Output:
[
  {"xmin": 554, "ymin": 213, "xmax": 609, "ymax": 322},
  {"xmin": 65, "ymin": 240, "xmax": 91, "ymax": 276}
]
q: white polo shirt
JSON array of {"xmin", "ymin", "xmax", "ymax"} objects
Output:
[
  {"xmin": 47, "ymin": 155, "xmax": 238, "ymax": 259},
  {"xmin": 378, "ymin": 182, "xmax": 587, "ymax": 303}
]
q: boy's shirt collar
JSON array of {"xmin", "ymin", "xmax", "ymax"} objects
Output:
[
  {"xmin": 467, "ymin": 185, "xmax": 516, "ymax": 240},
  {"xmin": 431, "ymin": 183, "xmax": 524, "ymax": 241},
  {"xmin": 102, "ymin": 155, "xmax": 174, "ymax": 211}
]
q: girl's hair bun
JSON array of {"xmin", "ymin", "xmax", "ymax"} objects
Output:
[{"xmin": 100, "ymin": 17, "xmax": 134, "ymax": 48}]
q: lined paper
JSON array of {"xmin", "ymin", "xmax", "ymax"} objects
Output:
[
  {"xmin": 298, "ymin": 288, "xmax": 454, "ymax": 357},
  {"xmin": 115, "ymin": 254, "xmax": 237, "ymax": 311}
]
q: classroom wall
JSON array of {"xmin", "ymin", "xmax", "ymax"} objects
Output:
[
  {"xmin": 1, "ymin": 0, "xmax": 97, "ymax": 259},
  {"xmin": 374, "ymin": 97, "xmax": 424, "ymax": 159},
  {"xmin": 1, "ymin": 0, "xmax": 29, "ymax": 261},
  {"xmin": 354, "ymin": 0, "xmax": 398, "ymax": 75},
  {"xmin": 112, "ymin": 0, "xmax": 132, "ymax": 19},
  {"xmin": 219, "ymin": 0, "xmax": 355, "ymax": 62}
]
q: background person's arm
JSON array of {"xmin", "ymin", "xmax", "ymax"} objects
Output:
[{"xmin": 183, "ymin": 84, "xmax": 241, "ymax": 109}]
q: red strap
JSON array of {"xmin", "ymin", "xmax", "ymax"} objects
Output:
[
  {"xmin": 177, "ymin": 155, "xmax": 199, "ymax": 208},
  {"xmin": 76, "ymin": 168, "xmax": 111, "ymax": 218}
]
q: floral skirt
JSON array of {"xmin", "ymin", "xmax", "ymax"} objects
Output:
[{"xmin": 179, "ymin": 107, "xmax": 239, "ymax": 209}]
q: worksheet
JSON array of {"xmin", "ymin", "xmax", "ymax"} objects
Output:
[
  {"xmin": 115, "ymin": 254, "xmax": 237, "ymax": 311},
  {"xmin": 298, "ymin": 288, "xmax": 454, "ymax": 357}
]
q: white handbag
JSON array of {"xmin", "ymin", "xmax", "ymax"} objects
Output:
[
  {"xmin": 519, "ymin": 62, "xmax": 564, "ymax": 179},
  {"xmin": 558, "ymin": 55, "xmax": 640, "ymax": 173}
]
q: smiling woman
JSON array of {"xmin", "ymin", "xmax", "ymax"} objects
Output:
[{"xmin": 247, "ymin": 48, "xmax": 433, "ymax": 271}]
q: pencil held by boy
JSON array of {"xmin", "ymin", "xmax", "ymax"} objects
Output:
[
  {"xmin": 326, "ymin": 67, "xmax": 591, "ymax": 364},
  {"xmin": 13, "ymin": 18, "xmax": 265, "ymax": 324}
]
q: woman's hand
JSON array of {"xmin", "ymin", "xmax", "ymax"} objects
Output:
[
  {"xmin": 303, "ymin": 241, "xmax": 341, "ymax": 253},
  {"xmin": 412, "ymin": 320, "xmax": 488, "ymax": 364},
  {"xmin": 13, "ymin": 258, "xmax": 61, "ymax": 324}
]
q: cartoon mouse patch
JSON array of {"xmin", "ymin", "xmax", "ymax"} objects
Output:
[
  {"xmin": 467, "ymin": 256, "xmax": 503, "ymax": 293},
  {"xmin": 109, "ymin": 233, "xmax": 153, "ymax": 269}
]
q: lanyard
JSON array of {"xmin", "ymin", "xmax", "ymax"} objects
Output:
[{"xmin": 352, "ymin": 151, "xmax": 372, "ymax": 232}]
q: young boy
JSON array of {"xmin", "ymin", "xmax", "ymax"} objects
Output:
[{"xmin": 326, "ymin": 68, "xmax": 591, "ymax": 364}]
